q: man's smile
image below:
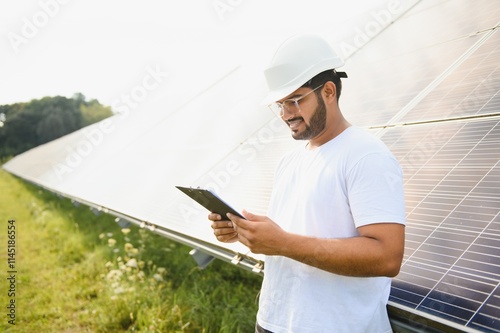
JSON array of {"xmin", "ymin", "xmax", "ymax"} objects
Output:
[{"xmin": 287, "ymin": 117, "xmax": 304, "ymax": 130}]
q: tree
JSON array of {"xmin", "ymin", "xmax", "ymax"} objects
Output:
[
  {"xmin": 0, "ymin": 93, "xmax": 113, "ymax": 159},
  {"xmin": 80, "ymin": 99, "xmax": 113, "ymax": 126}
]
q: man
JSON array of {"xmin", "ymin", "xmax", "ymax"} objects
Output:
[{"xmin": 209, "ymin": 34, "xmax": 406, "ymax": 333}]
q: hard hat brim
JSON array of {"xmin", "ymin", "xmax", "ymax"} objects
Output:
[{"xmin": 261, "ymin": 58, "xmax": 345, "ymax": 106}]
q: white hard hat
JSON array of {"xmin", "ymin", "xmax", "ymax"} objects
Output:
[{"xmin": 262, "ymin": 34, "xmax": 345, "ymax": 105}]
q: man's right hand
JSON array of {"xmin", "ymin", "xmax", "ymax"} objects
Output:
[{"xmin": 208, "ymin": 213, "xmax": 239, "ymax": 243}]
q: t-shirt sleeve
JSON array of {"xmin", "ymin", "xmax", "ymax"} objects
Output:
[{"xmin": 346, "ymin": 152, "xmax": 406, "ymax": 228}]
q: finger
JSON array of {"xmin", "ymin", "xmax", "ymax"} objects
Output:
[
  {"xmin": 219, "ymin": 233, "xmax": 239, "ymax": 243},
  {"xmin": 227, "ymin": 213, "xmax": 249, "ymax": 230},
  {"xmin": 242, "ymin": 209, "xmax": 266, "ymax": 221},
  {"xmin": 216, "ymin": 229, "xmax": 238, "ymax": 242},
  {"xmin": 211, "ymin": 221, "xmax": 234, "ymax": 230},
  {"xmin": 214, "ymin": 226, "xmax": 236, "ymax": 236},
  {"xmin": 208, "ymin": 213, "xmax": 222, "ymax": 221}
]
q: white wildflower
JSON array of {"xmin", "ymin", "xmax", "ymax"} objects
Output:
[{"xmin": 126, "ymin": 258, "xmax": 138, "ymax": 268}]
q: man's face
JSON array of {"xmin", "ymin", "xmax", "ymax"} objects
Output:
[{"xmin": 281, "ymin": 88, "xmax": 327, "ymax": 141}]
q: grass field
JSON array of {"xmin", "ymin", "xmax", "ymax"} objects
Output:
[{"xmin": 0, "ymin": 168, "xmax": 261, "ymax": 332}]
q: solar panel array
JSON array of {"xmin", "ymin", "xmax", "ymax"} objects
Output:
[
  {"xmin": 3, "ymin": 0, "xmax": 500, "ymax": 332},
  {"xmin": 180, "ymin": 1, "xmax": 500, "ymax": 330}
]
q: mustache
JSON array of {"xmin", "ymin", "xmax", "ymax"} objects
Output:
[{"xmin": 287, "ymin": 116, "xmax": 303, "ymax": 122}]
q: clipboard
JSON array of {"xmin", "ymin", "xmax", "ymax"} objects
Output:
[{"xmin": 175, "ymin": 186, "xmax": 245, "ymax": 219}]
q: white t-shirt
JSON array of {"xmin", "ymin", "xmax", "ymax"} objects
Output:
[{"xmin": 257, "ymin": 126, "xmax": 406, "ymax": 333}]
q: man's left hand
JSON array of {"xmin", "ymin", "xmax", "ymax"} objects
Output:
[{"xmin": 226, "ymin": 210, "xmax": 287, "ymax": 255}]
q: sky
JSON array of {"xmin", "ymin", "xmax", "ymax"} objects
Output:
[{"xmin": 0, "ymin": 0, "xmax": 401, "ymax": 110}]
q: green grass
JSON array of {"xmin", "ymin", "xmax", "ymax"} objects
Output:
[{"xmin": 0, "ymin": 169, "xmax": 261, "ymax": 332}]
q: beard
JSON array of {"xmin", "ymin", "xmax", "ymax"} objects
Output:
[{"xmin": 291, "ymin": 97, "xmax": 327, "ymax": 140}]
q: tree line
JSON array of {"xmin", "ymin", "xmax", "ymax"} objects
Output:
[{"xmin": 0, "ymin": 93, "xmax": 113, "ymax": 160}]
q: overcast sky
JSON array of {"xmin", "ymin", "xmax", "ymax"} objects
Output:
[{"xmin": 0, "ymin": 0, "xmax": 399, "ymax": 109}]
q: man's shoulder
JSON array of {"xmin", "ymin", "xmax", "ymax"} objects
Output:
[
  {"xmin": 343, "ymin": 126, "xmax": 384, "ymax": 144},
  {"xmin": 327, "ymin": 126, "xmax": 391, "ymax": 156}
]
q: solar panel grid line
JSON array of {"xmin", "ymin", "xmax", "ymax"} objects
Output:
[
  {"xmin": 417, "ymin": 286, "xmax": 495, "ymax": 330},
  {"xmin": 419, "ymin": 235, "xmax": 500, "ymax": 306},
  {"xmin": 398, "ymin": 262, "xmax": 445, "ymax": 285},
  {"xmin": 395, "ymin": 282, "xmax": 431, "ymax": 299},
  {"xmin": 399, "ymin": 127, "xmax": 463, "ymax": 171},
  {"xmin": 446, "ymin": 219, "xmax": 496, "ymax": 234},
  {"xmin": 445, "ymin": 35, "xmax": 500, "ymax": 120},
  {"xmin": 459, "ymin": 250, "xmax": 500, "ymax": 271},
  {"xmin": 414, "ymin": 246, "xmax": 461, "ymax": 263},
  {"xmin": 446, "ymin": 273, "xmax": 498, "ymax": 300},
  {"xmin": 454, "ymin": 262, "xmax": 500, "ymax": 282},
  {"xmin": 410, "ymin": 212, "xmax": 459, "ymax": 225},
  {"xmin": 407, "ymin": 204, "xmax": 461, "ymax": 214},
  {"xmin": 467, "ymin": 287, "xmax": 500, "ymax": 331},
  {"xmin": 432, "ymin": 231, "xmax": 500, "ymax": 262},
  {"xmin": 459, "ymin": 254, "xmax": 500, "ymax": 277},
  {"xmin": 415, "ymin": 86, "xmax": 500, "ymax": 126},
  {"xmin": 412, "ymin": 257, "xmax": 451, "ymax": 275},
  {"xmin": 427, "ymin": 185, "xmax": 487, "ymax": 197},
  {"xmin": 432, "ymin": 146, "xmax": 492, "ymax": 167},
  {"xmin": 453, "ymin": 264, "xmax": 499, "ymax": 282},
  {"xmin": 428, "ymin": 234, "xmax": 472, "ymax": 247},
  {"xmin": 428, "ymin": 227, "xmax": 487, "ymax": 239},
  {"xmin": 389, "ymin": 292, "xmax": 422, "ymax": 309},
  {"xmin": 405, "ymin": 226, "xmax": 436, "ymax": 237},
  {"xmin": 412, "ymin": 200, "xmax": 459, "ymax": 212},
  {"xmin": 408, "ymin": 197, "xmax": 454, "ymax": 210},
  {"xmin": 440, "ymin": 218, "xmax": 491, "ymax": 232},
  {"xmin": 473, "ymin": 290, "xmax": 500, "ymax": 325},
  {"xmin": 427, "ymin": 283, "xmax": 485, "ymax": 315},
  {"xmin": 473, "ymin": 236, "xmax": 500, "ymax": 250},
  {"xmin": 390, "ymin": 284, "xmax": 439, "ymax": 307},
  {"xmin": 410, "ymin": 256, "xmax": 456, "ymax": 273},
  {"xmin": 418, "ymin": 302, "xmax": 473, "ymax": 327},
  {"xmin": 471, "ymin": 318, "xmax": 499, "ymax": 333},
  {"xmin": 438, "ymin": 280, "xmax": 492, "ymax": 304},
  {"xmin": 404, "ymin": 231, "xmax": 432, "ymax": 246},
  {"xmin": 369, "ymin": 113, "xmax": 500, "ymax": 133},
  {"xmin": 470, "ymin": 79, "xmax": 499, "ymax": 117},
  {"xmin": 404, "ymin": 242, "xmax": 427, "ymax": 253},
  {"xmin": 403, "ymin": 249, "xmax": 419, "ymax": 261},
  {"xmin": 460, "ymin": 198, "xmax": 500, "ymax": 213},
  {"xmin": 403, "ymin": 124, "xmax": 497, "ymax": 221},
  {"xmin": 405, "ymin": 237, "xmax": 424, "ymax": 247},
  {"xmin": 405, "ymin": 216, "xmax": 445, "ymax": 228},
  {"xmin": 399, "ymin": 130, "xmax": 468, "ymax": 221},
  {"xmin": 412, "ymin": 208, "xmax": 458, "ymax": 221}
]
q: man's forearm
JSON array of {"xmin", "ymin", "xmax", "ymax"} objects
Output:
[{"xmin": 276, "ymin": 224, "xmax": 405, "ymax": 277}]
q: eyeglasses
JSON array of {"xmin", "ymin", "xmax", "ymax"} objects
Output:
[{"xmin": 268, "ymin": 85, "xmax": 324, "ymax": 117}]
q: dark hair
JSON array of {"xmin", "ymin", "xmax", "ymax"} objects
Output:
[{"xmin": 301, "ymin": 69, "xmax": 347, "ymax": 101}]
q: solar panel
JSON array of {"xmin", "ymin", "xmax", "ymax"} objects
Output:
[
  {"xmin": 380, "ymin": 118, "xmax": 500, "ymax": 331},
  {"xmin": 352, "ymin": 3, "xmax": 500, "ymax": 329},
  {"xmin": 398, "ymin": 29, "xmax": 500, "ymax": 124},
  {"xmin": 339, "ymin": 0, "xmax": 500, "ymax": 128}
]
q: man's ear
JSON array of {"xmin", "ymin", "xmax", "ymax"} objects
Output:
[{"xmin": 322, "ymin": 81, "xmax": 337, "ymax": 104}]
